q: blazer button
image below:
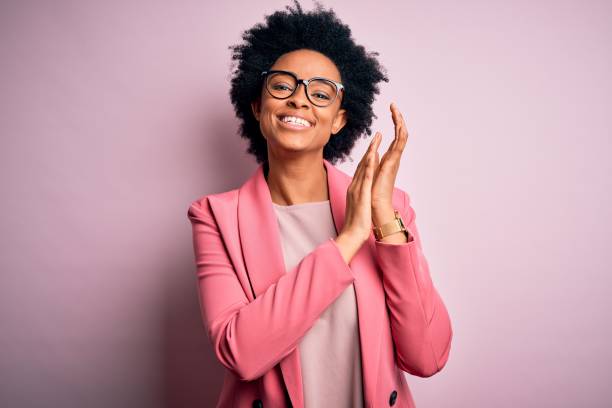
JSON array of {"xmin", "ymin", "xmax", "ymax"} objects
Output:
[
  {"xmin": 389, "ymin": 390, "xmax": 398, "ymax": 406},
  {"xmin": 252, "ymin": 399, "xmax": 263, "ymax": 408}
]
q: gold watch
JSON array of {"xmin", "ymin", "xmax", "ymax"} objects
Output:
[{"xmin": 373, "ymin": 209, "xmax": 408, "ymax": 241}]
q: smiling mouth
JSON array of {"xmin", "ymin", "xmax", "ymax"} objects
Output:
[{"xmin": 277, "ymin": 115, "xmax": 314, "ymax": 129}]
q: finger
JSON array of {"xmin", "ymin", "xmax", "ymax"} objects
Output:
[
  {"xmin": 352, "ymin": 133, "xmax": 379, "ymax": 190},
  {"xmin": 354, "ymin": 133, "xmax": 376, "ymax": 188},
  {"xmin": 370, "ymin": 142, "xmax": 381, "ymax": 185},
  {"xmin": 381, "ymin": 103, "xmax": 399, "ymax": 164},
  {"xmin": 358, "ymin": 133, "xmax": 381, "ymax": 196},
  {"xmin": 389, "ymin": 102, "xmax": 408, "ymax": 157},
  {"xmin": 358, "ymin": 133, "xmax": 378, "ymax": 176},
  {"xmin": 390, "ymin": 102, "xmax": 402, "ymax": 149},
  {"xmin": 373, "ymin": 150, "xmax": 380, "ymax": 182},
  {"xmin": 396, "ymin": 108, "xmax": 409, "ymax": 151},
  {"xmin": 362, "ymin": 136, "xmax": 380, "ymax": 213},
  {"xmin": 390, "ymin": 102, "xmax": 400, "ymax": 128}
]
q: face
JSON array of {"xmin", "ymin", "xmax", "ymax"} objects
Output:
[{"xmin": 251, "ymin": 49, "xmax": 347, "ymax": 161}]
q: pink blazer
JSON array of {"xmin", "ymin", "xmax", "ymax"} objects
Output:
[{"xmin": 187, "ymin": 158, "xmax": 453, "ymax": 408}]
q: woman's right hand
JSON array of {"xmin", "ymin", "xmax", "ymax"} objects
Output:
[{"xmin": 334, "ymin": 132, "xmax": 382, "ymax": 263}]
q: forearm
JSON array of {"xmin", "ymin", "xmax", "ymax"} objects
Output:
[
  {"xmin": 373, "ymin": 191, "xmax": 453, "ymax": 377},
  {"xmin": 206, "ymin": 238, "xmax": 355, "ymax": 381},
  {"xmin": 376, "ymin": 241, "xmax": 453, "ymax": 377}
]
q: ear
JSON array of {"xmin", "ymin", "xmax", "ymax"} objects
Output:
[
  {"xmin": 330, "ymin": 108, "xmax": 347, "ymax": 135},
  {"xmin": 251, "ymin": 98, "xmax": 261, "ymax": 122}
]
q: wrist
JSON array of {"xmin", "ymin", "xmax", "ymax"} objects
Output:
[
  {"xmin": 372, "ymin": 205, "xmax": 396, "ymax": 227},
  {"xmin": 334, "ymin": 231, "xmax": 366, "ymax": 264},
  {"xmin": 372, "ymin": 208, "xmax": 411, "ymax": 243},
  {"xmin": 338, "ymin": 229, "xmax": 367, "ymax": 245}
]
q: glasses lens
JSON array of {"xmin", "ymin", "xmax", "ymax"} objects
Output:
[
  {"xmin": 307, "ymin": 79, "xmax": 337, "ymax": 107},
  {"xmin": 266, "ymin": 72, "xmax": 297, "ymax": 99},
  {"xmin": 266, "ymin": 72, "xmax": 338, "ymax": 107}
]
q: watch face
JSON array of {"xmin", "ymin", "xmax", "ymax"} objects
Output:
[{"xmin": 394, "ymin": 211, "xmax": 405, "ymax": 227}]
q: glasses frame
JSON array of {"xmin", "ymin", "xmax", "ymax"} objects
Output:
[{"xmin": 260, "ymin": 69, "xmax": 345, "ymax": 108}]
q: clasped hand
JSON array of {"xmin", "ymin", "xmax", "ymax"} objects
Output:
[{"xmin": 342, "ymin": 102, "xmax": 410, "ymax": 243}]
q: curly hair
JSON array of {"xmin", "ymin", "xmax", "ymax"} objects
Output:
[{"xmin": 227, "ymin": 0, "xmax": 389, "ymax": 165}]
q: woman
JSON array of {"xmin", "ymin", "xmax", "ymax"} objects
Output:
[{"xmin": 187, "ymin": 1, "xmax": 453, "ymax": 407}]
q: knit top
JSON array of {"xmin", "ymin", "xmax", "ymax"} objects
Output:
[{"xmin": 272, "ymin": 199, "xmax": 365, "ymax": 408}]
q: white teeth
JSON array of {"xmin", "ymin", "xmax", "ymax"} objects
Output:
[{"xmin": 280, "ymin": 115, "xmax": 311, "ymax": 127}]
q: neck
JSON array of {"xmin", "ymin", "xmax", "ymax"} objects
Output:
[{"xmin": 265, "ymin": 157, "xmax": 329, "ymax": 206}]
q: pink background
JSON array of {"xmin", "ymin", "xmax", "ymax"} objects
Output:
[{"xmin": 1, "ymin": 0, "xmax": 610, "ymax": 407}]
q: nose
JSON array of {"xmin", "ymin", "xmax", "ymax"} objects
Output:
[{"xmin": 286, "ymin": 82, "xmax": 311, "ymax": 108}]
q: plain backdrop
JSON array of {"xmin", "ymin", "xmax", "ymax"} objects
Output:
[{"xmin": 1, "ymin": 0, "xmax": 610, "ymax": 407}]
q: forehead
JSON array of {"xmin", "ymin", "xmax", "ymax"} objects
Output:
[{"xmin": 270, "ymin": 49, "xmax": 341, "ymax": 82}]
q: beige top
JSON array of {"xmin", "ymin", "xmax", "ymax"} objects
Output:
[{"xmin": 272, "ymin": 199, "xmax": 365, "ymax": 408}]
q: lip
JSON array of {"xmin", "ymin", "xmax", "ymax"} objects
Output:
[{"xmin": 276, "ymin": 115, "xmax": 314, "ymax": 130}]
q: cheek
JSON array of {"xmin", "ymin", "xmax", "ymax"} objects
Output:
[
  {"xmin": 259, "ymin": 99, "xmax": 280, "ymax": 125},
  {"xmin": 316, "ymin": 114, "xmax": 335, "ymax": 130},
  {"xmin": 263, "ymin": 112, "xmax": 278, "ymax": 129},
  {"xmin": 258, "ymin": 111, "xmax": 281, "ymax": 140}
]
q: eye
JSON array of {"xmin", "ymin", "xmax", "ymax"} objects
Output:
[
  {"xmin": 272, "ymin": 83, "xmax": 293, "ymax": 91},
  {"xmin": 312, "ymin": 92, "xmax": 330, "ymax": 100}
]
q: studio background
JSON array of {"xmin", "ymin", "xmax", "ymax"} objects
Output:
[{"xmin": 1, "ymin": 0, "xmax": 610, "ymax": 407}]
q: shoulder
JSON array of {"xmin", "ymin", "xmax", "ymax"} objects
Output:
[{"xmin": 187, "ymin": 188, "xmax": 239, "ymax": 220}]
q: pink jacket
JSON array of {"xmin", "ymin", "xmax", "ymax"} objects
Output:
[{"xmin": 187, "ymin": 158, "xmax": 453, "ymax": 408}]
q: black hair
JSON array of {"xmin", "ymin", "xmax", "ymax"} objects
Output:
[{"xmin": 228, "ymin": 0, "xmax": 389, "ymax": 165}]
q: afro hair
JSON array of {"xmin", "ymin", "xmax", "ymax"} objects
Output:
[{"xmin": 228, "ymin": 0, "xmax": 389, "ymax": 165}]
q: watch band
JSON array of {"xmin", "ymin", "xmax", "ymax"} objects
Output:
[{"xmin": 372, "ymin": 209, "xmax": 408, "ymax": 241}]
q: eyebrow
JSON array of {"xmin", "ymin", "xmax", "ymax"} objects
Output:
[{"xmin": 273, "ymin": 69, "xmax": 340, "ymax": 82}]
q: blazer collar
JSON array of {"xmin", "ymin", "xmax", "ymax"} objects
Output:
[{"xmin": 237, "ymin": 158, "xmax": 349, "ymax": 297}]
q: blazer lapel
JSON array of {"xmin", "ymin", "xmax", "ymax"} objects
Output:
[{"xmin": 237, "ymin": 158, "xmax": 384, "ymax": 407}]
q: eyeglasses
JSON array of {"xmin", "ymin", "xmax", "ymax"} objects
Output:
[{"xmin": 260, "ymin": 70, "xmax": 345, "ymax": 108}]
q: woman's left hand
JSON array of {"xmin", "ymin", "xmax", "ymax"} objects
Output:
[{"xmin": 371, "ymin": 102, "xmax": 409, "ymax": 226}]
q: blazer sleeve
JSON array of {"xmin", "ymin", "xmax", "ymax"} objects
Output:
[
  {"xmin": 187, "ymin": 198, "xmax": 356, "ymax": 382},
  {"xmin": 373, "ymin": 189, "xmax": 453, "ymax": 377}
]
